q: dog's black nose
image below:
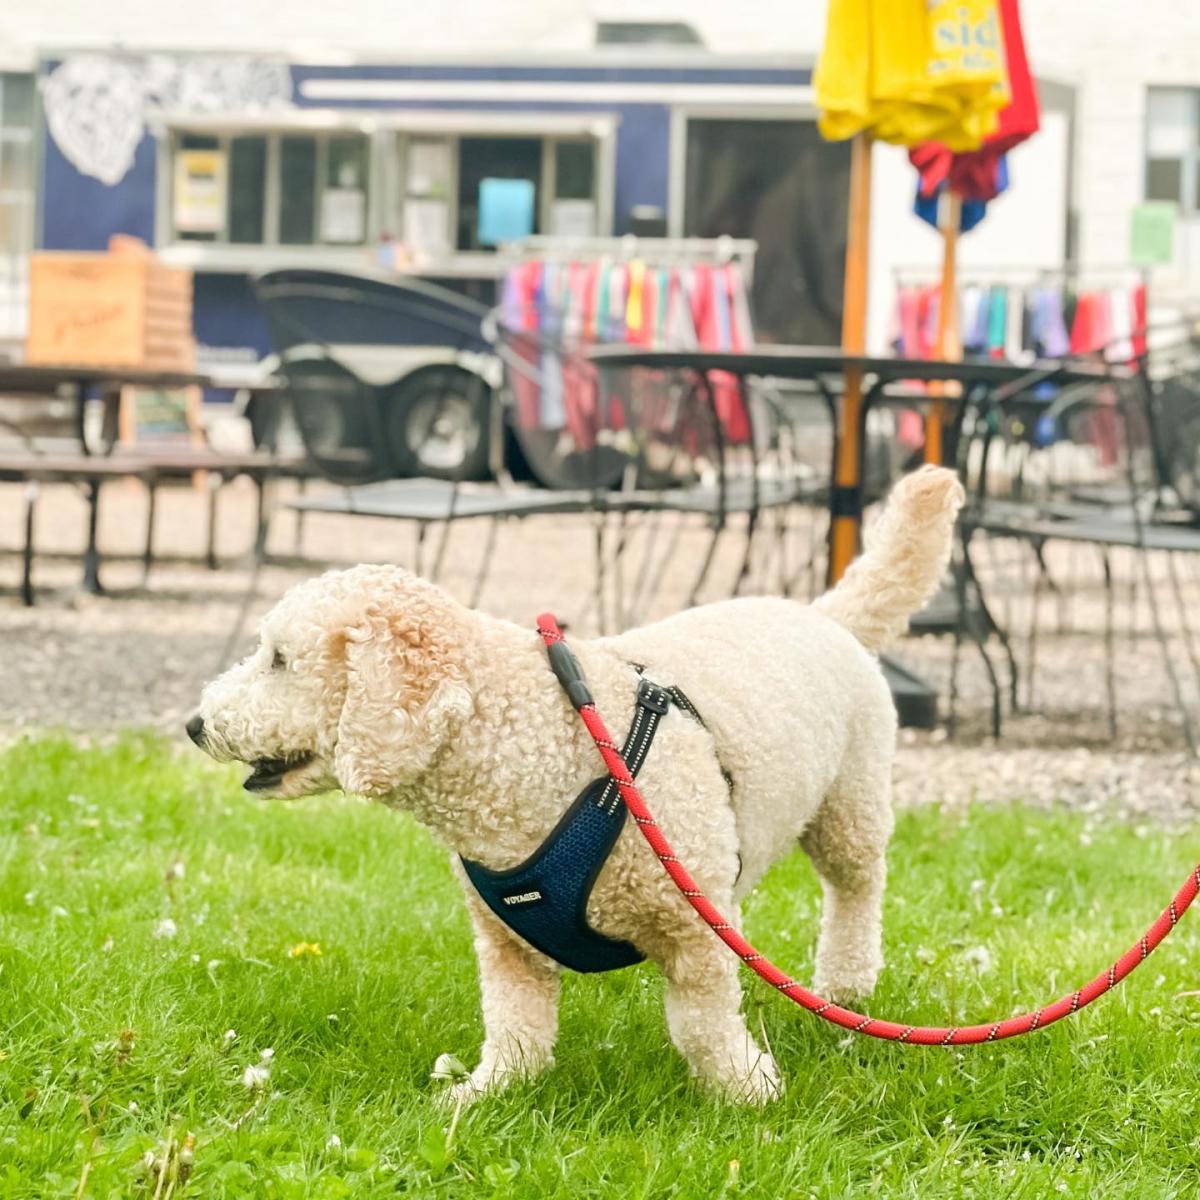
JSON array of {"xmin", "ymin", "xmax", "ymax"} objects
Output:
[{"xmin": 185, "ymin": 714, "xmax": 206, "ymax": 746}]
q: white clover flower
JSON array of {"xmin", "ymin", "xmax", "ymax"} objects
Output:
[
  {"xmin": 325, "ymin": 1134, "xmax": 342, "ymax": 1150},
  {"xmin": 153, "ymin": 918, "xmax": 177, "ymax": 939},
  {"xmin": 242, "ymin": 1063, "xmax": 270, "ymax": 1090}
]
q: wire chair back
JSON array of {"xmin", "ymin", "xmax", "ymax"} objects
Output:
[{"xmin": 255, "ymin": 270, "xmax": 491, "ymax": 486}]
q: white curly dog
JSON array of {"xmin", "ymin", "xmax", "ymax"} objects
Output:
[{"xmin": 189, "ymin": 465, "xmax": 964, "ymax": 1104}]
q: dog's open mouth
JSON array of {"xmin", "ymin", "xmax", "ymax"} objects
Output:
[{"xmin": 244, "ymin": 753, "xmax": 315, "ymax": 792}]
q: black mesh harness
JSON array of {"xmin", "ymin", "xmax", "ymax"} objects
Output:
[{"xmin": 460, "ymin": 662, "xmax": 703, "ymax": 973}]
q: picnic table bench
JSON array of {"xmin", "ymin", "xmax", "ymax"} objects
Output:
[{"xmin": 0, "ymin": 445, "xmax": 311, "ymax": 604}]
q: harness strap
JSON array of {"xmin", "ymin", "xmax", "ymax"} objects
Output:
[
  {"xmin": 460, "ymin": 666, "xmax": 696, "ymax": 972},
  {"xmin": 597, "ymin": 679, "xmax": 671, "ymax": 814}
]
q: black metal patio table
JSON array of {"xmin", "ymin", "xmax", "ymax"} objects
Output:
[
  {"xmin": 0, "ymin": 363, "xmax": 219, "ymax": 454},
  {"xmin": 588, "ymin": 345, "xmax": 1123, "ymax": 728},
  {"xmin": 588, "ymin": 345, "xmax": 1120, "ymax": 540}
]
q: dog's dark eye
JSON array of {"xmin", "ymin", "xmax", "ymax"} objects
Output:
[{"xmin": 271, "ymin": 649, "xmax": 287, "ymax": 671}]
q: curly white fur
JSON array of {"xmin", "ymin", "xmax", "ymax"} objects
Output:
[{"xmin": 192, "ymin": 467, "xmax": 964, "ymax": 1105}]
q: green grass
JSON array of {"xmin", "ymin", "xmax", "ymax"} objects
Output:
[{"xmin": 1, "ymin": 737, "xmax": 1199, "ymax": 1198}]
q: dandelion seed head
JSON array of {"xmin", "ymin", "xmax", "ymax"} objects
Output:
[
  {"xmin": 430, "ymin": 1052, "xmax": 469, "ymax": 1082},
  {"xmin": 963, "ymin": 945, "xmax": 993, "ymax": 974}
]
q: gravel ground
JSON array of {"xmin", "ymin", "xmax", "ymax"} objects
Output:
[{"xmin": 3, "ymin": 476, "xmax": 1200, "ymax": 824}]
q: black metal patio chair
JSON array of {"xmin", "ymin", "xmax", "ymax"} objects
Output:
[
  {"xmin": 256, "ymin": 269, "xmax": 602, "ymax": 601},
  {"xmin": 487, "ymin": 310, "xmax": 828, "ymax": 630},
  {"xmin": 954, "ymin": 327, "xmax": 1200, "ymax": 747}
]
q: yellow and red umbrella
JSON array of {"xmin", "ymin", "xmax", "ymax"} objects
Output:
[
  {"xmin": 815, "ymin": 0, "xmax": 1021, "ymax": 580},
  {"xmin": 910, "ymin": 0, "xmax": 1041, "ymax": 462}
]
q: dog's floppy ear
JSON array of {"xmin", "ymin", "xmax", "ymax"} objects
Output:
[{"xmin": 334, "ymin": 591, "xmax": 473, "ymax": 797}]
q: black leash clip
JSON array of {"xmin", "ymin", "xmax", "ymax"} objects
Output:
[{"xmin": 547, "ymin": 639, "xmax": 595, "ymax": 710}]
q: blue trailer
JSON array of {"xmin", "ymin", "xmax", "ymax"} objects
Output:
[{"xmin": 34, "ymin": 51, "xmax": 851, "ymax": 472}]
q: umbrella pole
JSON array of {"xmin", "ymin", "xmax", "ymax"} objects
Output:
[
  {"xmin": 927, "ymin": 189, "xmax": 963, "ymax": 465},
  {"xmin": 829, "ymin": 131, "xmax": 872, "ymax": 585}
]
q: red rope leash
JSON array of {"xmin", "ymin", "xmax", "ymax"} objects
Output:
[{"xmin": 538, "ymin": 614, "xmax": 1200, "ymax": 1045}]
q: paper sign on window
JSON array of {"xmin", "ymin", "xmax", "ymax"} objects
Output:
[
  {"xmin": 321, "ymin": 187, "xmax": 366, "ymax": 244},
  {"xmin": 403, "ymin": 198, "xmax": 451, "ymax": 259},
  {"xmin": 173, "ymin": 149, "xmax": 227, "ymax": 234},
  {"xmin": 478, "ymin": 178, "xmax": 536, "ymax": 247},
  {"xmin": 551, "ymin": 199, "xmax": 596, "ymax": 238},
  {"xmin": 1131, "ymin": 202, "xmax": 1177, "ymax": 267}
]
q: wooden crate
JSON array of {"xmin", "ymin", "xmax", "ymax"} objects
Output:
[{"xmin": 26, "ymin": 247, "xmax": 195, "ymax": 371}]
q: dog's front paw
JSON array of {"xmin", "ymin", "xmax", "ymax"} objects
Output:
[
  {"xmin": 706, "ymin": 1049, "xmax": 783, "ymax": 1107},
  {"xmin": 812, "ymin": 965, "xmax": 880, "ymax": 1005},
  {"xmin": 432, "ymin": 1050, "xmax": 553, "ymax": 1106}
]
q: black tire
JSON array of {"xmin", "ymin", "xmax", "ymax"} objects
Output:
[
  {"xmin": 1156, "ymin": 372, "xmax": 1200, "ymax": 514},
  {"xmin": 381, "ymin": 366, "xmax": 492, "ymax": 481},
  {"xmin": 284, "ymin": 356, "xmax": 395, "ymax": 484}
]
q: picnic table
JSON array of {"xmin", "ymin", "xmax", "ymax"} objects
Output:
[
  {"xmin": 0, "ymin": 363, "xmax": 221, "ymax": 453},
  {"xmin": 0, "ymin": 363, "xmax": 308, "ymax": 603}
]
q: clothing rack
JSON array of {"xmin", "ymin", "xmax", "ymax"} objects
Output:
[
  {"xmin": 891, "ymin": 267, "xmax": 1151, "ymax": 363},
  {"xmin": 502, "ymin": 235, "xmax": 757, "ymax": 280},
  {"xmin": 893, "ymin": 262, "xmax": 1151, "ymax": 287},
  {"xmin": 496, "ymin": 239, "xmax": 758, "ymax": 446}
]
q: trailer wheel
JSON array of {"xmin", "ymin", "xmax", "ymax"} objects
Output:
[{"xmin": 382, "ymin": 366, "xmax": 492, "ymax": 481}]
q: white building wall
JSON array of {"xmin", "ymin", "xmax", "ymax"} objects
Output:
[{"xmin": 1021, "ymin": 0, "xmax": 1200, "ymax": 290}]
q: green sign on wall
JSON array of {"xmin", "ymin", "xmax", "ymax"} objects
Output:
[{"xmin": 1130, "ymin": 202, "xmax": 1177, "ymax": 267}]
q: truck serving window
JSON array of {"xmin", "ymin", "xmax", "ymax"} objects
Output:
[{"xmin": 169, "ymin": 130, "xmax": 371, "ymax": 247}]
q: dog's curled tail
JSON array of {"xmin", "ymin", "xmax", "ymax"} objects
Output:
[{"xmin": 814, "ymin": 465, "xmax": 965, "ymax": 652}]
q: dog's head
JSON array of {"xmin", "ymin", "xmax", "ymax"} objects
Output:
[{"xmin": 188, "ymin": 564, "xmax": 474, "ymax": 799}]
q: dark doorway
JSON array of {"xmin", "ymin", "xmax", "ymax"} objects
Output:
[
  {"xmin": 457, "ymin": 137, "xmax": 543, "ymax": 252},
  {"xmin": 683, "ymin": 118, "xmax": 851, "ymax": 344}
]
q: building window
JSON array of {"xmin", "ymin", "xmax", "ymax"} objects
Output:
[
  {"xmin": 169, "ymin": 130, "xmax": 371, "ymax": 246},
  {"xmin": 1146, "ymin": 88, "xmax": 1199, "ymax": 211},
  {"xmin": 398, "ymin": 134, "xmax": 599, "ymax": 260},
  {"xmin": 456, "ymin": 137, "xmax": 543, "ymax": 252},
  {"xmin": 0, "ymin": 73, "xmax": 35, "ymax": 339}
]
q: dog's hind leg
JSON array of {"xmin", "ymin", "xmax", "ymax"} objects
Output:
[
  {"xmin": 799, "ymin": 753, "xmax": 894, "ymax": 1004},
  {"xmin": 444, "ymin": 879, "xmax": 561, "ymax": 1104},
  {"xmin": 649, "ymin": 915, "xmax": 782, "ymax": 1105}
]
